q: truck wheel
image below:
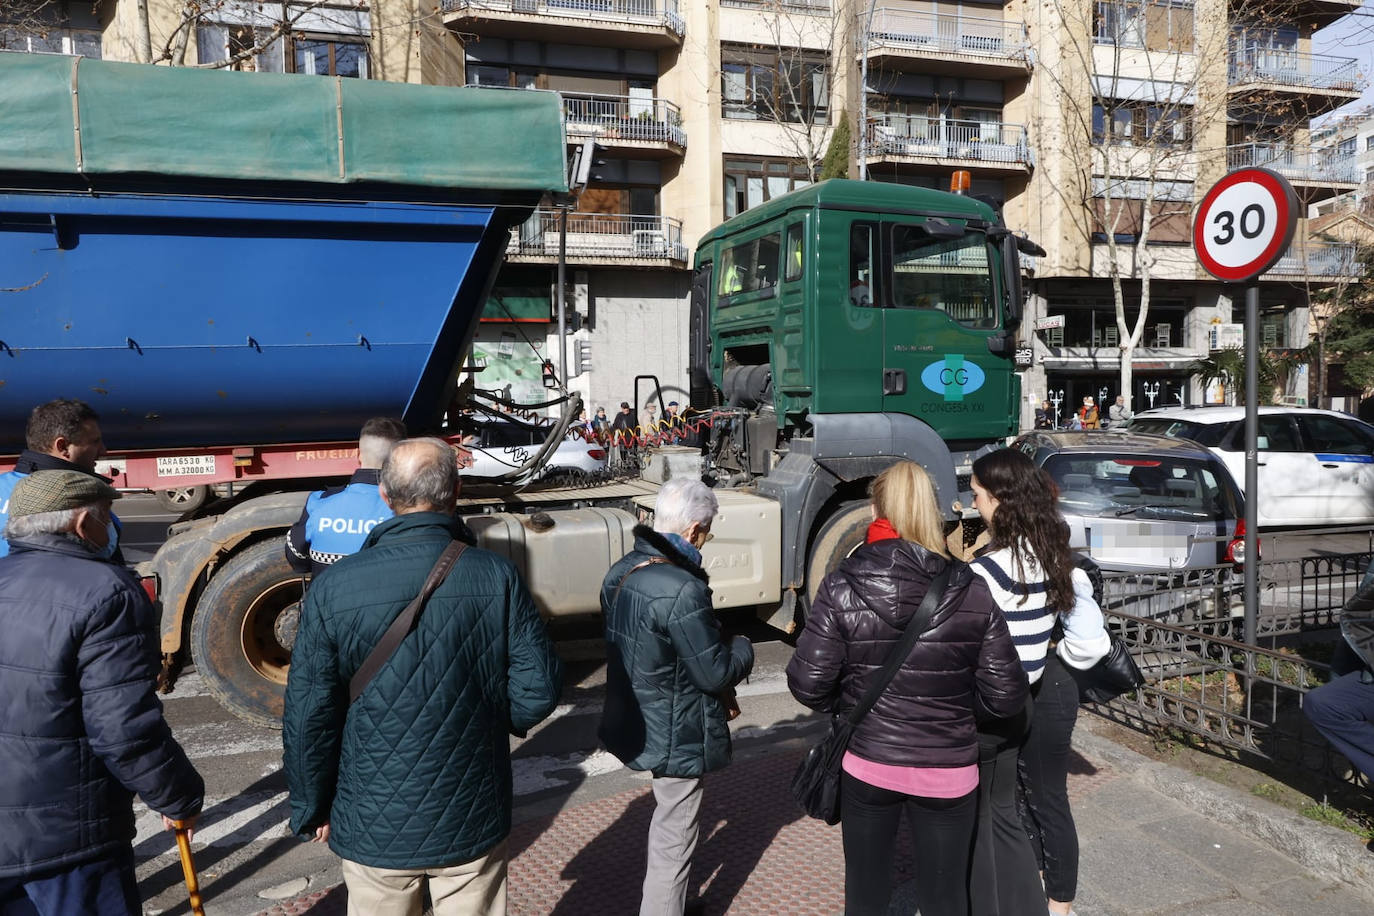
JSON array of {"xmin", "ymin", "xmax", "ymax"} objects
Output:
[
  {"xmin": 190, "ymin": 539, "xmax": 302, "ymax": 728},
  {"xmin": 156, "ymin": 486, "xmax": 209, "ymax": 513},
  {"xmin": 805, "ymin": 502, "xmax": 872, "ymax": 610}
]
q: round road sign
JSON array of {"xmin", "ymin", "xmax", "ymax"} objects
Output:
[{"xmin": 1193, "ymin": 168, "xmax": 1298, "ymax": 282}]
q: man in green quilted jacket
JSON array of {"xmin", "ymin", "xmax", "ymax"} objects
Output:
[
  {"xmin": 599, "ymin": 477, "xmax": 755, "ymax": 916},
  {"xmin": 283, "ymin": 438, "xmax": 562, "ymax": 916}
]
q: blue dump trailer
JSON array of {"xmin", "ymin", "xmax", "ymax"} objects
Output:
[{"xmin": 0, "ymin": 54, "xmax": 566, "ymax": 452}]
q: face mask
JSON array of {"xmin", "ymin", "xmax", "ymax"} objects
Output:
[{"xmin": 93, "ymin": 520, "xmax": 118, "ymax": 560}]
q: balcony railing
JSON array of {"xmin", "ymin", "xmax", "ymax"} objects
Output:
[
  {"xmin": 721, "ymin": 0, "xmax": 830, "ymax": 13},
  {"xmin": 1228, "ymin": 46, "xmax": 1363, "ymax": 93},
  {"xmin": 1269, "ymin": 243, "xmax": 1362, "ymax": 277},
  {"xmin": 866, "ymin": 117, "xmax": 1032, "ymax": 166},
  {"xmin": 441, "ymin": 0, "xmax": 684, "ymax": 36},
  {"xmin": 1226, "ymin": 143, "xmax": 1360, "ymax": 185},
  {"xmin": 863, "ymin": 10, "xmax": 1030, "ymax": 65},
  {"xmin": 510, "ymin": 211, "xmax": 687, "ymax": 262},
  {"xmin": 561, "ymin": 93, "xmax": 686, "ymax": 148}
]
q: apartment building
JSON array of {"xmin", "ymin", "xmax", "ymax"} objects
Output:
[
  {"xmin": 1312, "ymin": 109, "xmax": 1374, "ymax": 216},
  {"xmin": 4, "ymin": 0, "xmax": 1364, "ymax": 419}
]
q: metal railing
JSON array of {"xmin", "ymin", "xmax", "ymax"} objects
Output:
[
  {"xmin": 864, "ymin": 9, "xmax": 1031, "ymax": 64},
  {"xmin": 1229, "ymin": 46, "xmax": 1363, "ymax": 93},
  {"xmin": 509, "ymin": 211, "xmax": 687, "ymax": 262},
  {"xmin": 440, "ymin": 0, "xmax": 685, "ymax": 36},
  {"xmin": 1226, "ymin": 142, "xmax": 1360, "ymax": 185},
  {"xmin": 561, "ymin": 92, "xmax": 686, "ymax": 147},
  {"xmin": 865, "ymin": 117, "xmax": 1031, "ymax": 166},
  {"xmin": 1269, "ymin": 243, "xmax": 1363, "ymax": 277},
  {"xmin": 721, "ymin": 0, "xmax": 830, "ymax": 12},
  {"xmin": 1093, "ymin": 534, "xmax": 1374, "ymax": 802}
]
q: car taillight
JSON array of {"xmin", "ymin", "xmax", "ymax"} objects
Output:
[
  {"xmin": 588, "ymin": 449, "xmax": 606, "ymax": 460},
  {"xmin": 1226, "ymin": 519, "xmax": 1252, "ymax": 565},
  {"xmin": 140, "ymin": 574, "xmax": 159, "ymax": 603}
]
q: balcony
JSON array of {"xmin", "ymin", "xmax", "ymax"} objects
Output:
[
  {"xmin": 562, "ymin": 93, "xmax": 685, "ymax": 157},
  {"xmin": 864, "ymin": 117, "xmax": 1032, "ymax": 174},
  {"xmin": 508, "ymin": 211, "xmax": 687, "ymax": 265},
  {"xmin": 1228, "ymin": 46, "xmax": 1364, "ymax": 115},
  {"xmin": 1230, "ymin": 0, "xmax": 1361, "ymax": 31},
  {"xmin": 1226, "ymin": 142, "xmax": 1359, "ymax": 200},
  {"xmin": 1265, "ymin": 243, "xmax": 1363, "ymax": 281},
  {"xmin": 441, "ymin": 0, "xmax": 684, "ymax": 49},
  {"xmin": 860, "ymin": 10, "xmax": 1031, "ymax": 78}
]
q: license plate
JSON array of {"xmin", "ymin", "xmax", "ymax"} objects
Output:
[{"xmin": 156, "ymin": 455, "xmax": 217, "ymax": 477}]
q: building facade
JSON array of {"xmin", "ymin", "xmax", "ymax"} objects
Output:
[{"xmin": 4, "ymin": 0, "xmax": 1365, "ymax": 424}]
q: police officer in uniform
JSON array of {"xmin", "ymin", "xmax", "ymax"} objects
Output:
[
  {"xmin": 285, "ymin": 417, "xmax": 406, "ymax": 576},
  {"xmin": 0, "ymin": 399, "xmax": 121, "ymax": 561}
]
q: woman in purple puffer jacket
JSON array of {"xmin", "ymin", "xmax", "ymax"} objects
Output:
[{"xmin": 786, "ymin": 461, "xmax": 1030, "ymax": 916}]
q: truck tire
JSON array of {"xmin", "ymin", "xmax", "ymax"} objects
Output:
[
  {"xmin": 805, "ymin": 501, "xmax": 872, "ymax": 610},
  {"xmin": 190, "ymin": 539, "xmax": 302, "ymax": 728},
  {"xmin": 156, "ymin": 485, "xmax": 209, "ymax": 513}
]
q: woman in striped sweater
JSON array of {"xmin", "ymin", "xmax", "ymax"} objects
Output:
[{"xmin": 967, "ymin": 448, "xmax": 1110, "ymax": 916}]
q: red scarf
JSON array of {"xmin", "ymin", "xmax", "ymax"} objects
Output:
[{"xmin": 867, "ymin": 518, "xmax": 900, "ymax": 543}]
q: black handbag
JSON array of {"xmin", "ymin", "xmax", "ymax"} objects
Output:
[
  {"xmin": 791, "ymin": 567, "xmax": 952, "ymax": 825},
  {"xmin": 1071, "ymin": 635, "xmax": 1145, "ymax": 705}
]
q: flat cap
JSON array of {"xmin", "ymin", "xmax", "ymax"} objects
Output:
[{"xmin": 8, "ymin": 470, "xmax": 121, "ymax": 519}]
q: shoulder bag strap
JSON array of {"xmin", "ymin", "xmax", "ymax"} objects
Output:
[
  {"xmin": 349, "ymin": 540, "xmax": 468, "ymax": 704},
  {"xmin": 846, "ymin": 566, "xmax": 953, "ymax": 727},
  {"xmin": 609, "ymin": 556, "xmax": 669, "ymax": 607}
]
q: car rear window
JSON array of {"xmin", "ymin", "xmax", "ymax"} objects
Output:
[
  {"xmin": 1126, "ymin": 418, "xmax": 1228, "ymax": 447},
  {"xmin": 1043, "ymin": 454, "xmax": 1239, "ymax": 521}
]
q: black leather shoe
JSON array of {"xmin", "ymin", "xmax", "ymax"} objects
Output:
[{"xmin": 683, "ymin": 899, "xmax": 707, "ymax": 916}]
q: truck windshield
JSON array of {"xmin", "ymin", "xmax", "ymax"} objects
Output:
[{"xmin": 890, "ymin": 226, "xmax": 996, "ymax": 328}]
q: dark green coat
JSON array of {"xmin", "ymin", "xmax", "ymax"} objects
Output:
[
  {"xmin": 283, "ymin": 512, "xmax": 562, "ymax": 868},
  {"xmin": 598, "ymin": 526, "xmax": 754, "ymax": 777}
]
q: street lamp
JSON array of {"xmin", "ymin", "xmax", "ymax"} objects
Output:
[{"xmin": 858, "ymin": 0, "xmax": 880, "ymax": 180}]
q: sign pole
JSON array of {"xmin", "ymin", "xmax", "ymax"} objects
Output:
[{"xmin": 1243, "ymin": 280, "xmax": 1259, "ymax": 644}]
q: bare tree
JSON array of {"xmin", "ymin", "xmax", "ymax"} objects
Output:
[
  {"xmin": 1, "ymin": 1, "xmax": 87, "ymax": 51},
  {"xmin": 1033, "ymin": 0, "xmax": 1280, "ymax": 410},
  {"xmin": 718, "ymin": 0, "xmax": 844, "ymax": 181},
  {"xmin": 148, "ymin": 1, "xmax": 371, "ymax": 71}
]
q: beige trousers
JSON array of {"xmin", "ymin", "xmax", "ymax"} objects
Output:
[{"xmin": 341, "ymin": 839, "xmax": 508, "ymax": 916}]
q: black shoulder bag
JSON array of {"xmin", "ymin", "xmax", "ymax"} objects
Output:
[
  {"xmin": 348, "ymin": 540, "xmax": 467, "ymax": 704},
  {"xmin": 791, "ymin": 567, "xmax": 952, "ymax": 825}
]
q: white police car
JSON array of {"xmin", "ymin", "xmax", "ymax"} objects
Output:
[
  {"xmin": 461, "ymin": 417, "xmax": 607, "ymax": 480},
  {"xmin": 1126, "ymin": 406, "xmax": 1374, "ymax": 527}
]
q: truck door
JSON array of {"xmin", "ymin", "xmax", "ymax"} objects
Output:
[{"xmin": 879, "ymin": 220, "xmax": 1014, "ymax": 443}]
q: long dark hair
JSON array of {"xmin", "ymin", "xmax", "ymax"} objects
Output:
[{"xmin": 972, "ymin": 448, "xmax": 1076, "ymax": 612}]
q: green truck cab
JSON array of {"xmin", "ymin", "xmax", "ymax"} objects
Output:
[{"xmin": 689, "ymin": 179, "xmax": 1036, "ymax": 606}]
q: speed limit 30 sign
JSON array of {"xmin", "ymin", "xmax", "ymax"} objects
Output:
[{"xmin": 1193, "ymin": 168, "xmax": 1298, "ymax": 282}]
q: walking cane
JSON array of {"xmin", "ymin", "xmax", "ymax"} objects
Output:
[{"xmin": 173, "ymin": 820, "xmax": 207, "ymax": 916}]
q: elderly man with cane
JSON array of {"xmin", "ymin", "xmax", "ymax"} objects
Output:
[{"xmin": 0, "ymin": 470, "xmax": 203, "ymax": 915}]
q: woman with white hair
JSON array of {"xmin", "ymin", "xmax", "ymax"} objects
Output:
[{"xmin": 598, "ymin": 476, "xmax": 755, "ymax": 916}]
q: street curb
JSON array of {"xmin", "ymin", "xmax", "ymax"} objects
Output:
[{"xmin": 1071, "ymin": 727, "xmax": 1374, "ymax": 898}]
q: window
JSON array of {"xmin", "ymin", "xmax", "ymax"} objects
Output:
[
  {"xmin": 1044, "ymin": 454, "xmax": 1236, "ymax": 521},
  {"xmin": 1365, "ymin": 136, "xmax": 1374, "ymax": 152},
  {"xmin": 891, "ymin": 226, "xmax": 996, "ymax": 327},
  {"xmin": 1090, "ymin": 179, "xmax": 1194, "ymax": 244},
  {"xmin": 291, "ymin": 36, "xmax": 368, "ymax": 78},
  {"xmin": 849, "ymin": 224, "xmax": 877, "ymax": 307},
  {"xmin": 1336, "ymin": 137, "xmax": 1357, "ymax": 157},
  {"xmin": 723, "ymin": 158, "xmax": 811, "ymax": 218},
  {"xmin": 1227, "ymin": 416, "xmax": 1301, "ymax": 452},
  {"xmin": 197, "ymin": 23, "xmax": 284, "ymax": 72},
  {"xmin": 1298, "ymin": 416, "xmax": 1374, "ymax": 455},
  {"xmin": 784, "ymin": 223, "xmax": 804, "ymax": 282},
  {"xmin": 1094, "ymin": 2, "xmax": 1194, "ymax": 52},
  {"xmin": 721, "ymin": 45, "xmax": 829, "ymax": 125},
  {"xmin": 1092, "ymin": 101, "xmax": 1192, "ymax": 146},
  {"xmin": 718, "ymin": 233, "xmax": 781, "ymax": 300},
  {"xmin": 1, "ymin": 27, "xmax": 101, "ymax": 57}
]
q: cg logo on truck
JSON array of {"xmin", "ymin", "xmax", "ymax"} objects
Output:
[{"xmin": 920, "ymin": 355, "xmax": 985, "ymax": 402}]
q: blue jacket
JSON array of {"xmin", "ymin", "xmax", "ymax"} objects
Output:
[
  {"xmin": 0, "ymin": 534, "xmax": 203, "ymax": 877},
  {"xmin": 0, "ymin": 451, "xmax": 124, "ymax": 560},
  {"xmin": 285, "ymin": 469, "xmax": 392, "ymax": 575},
  {"xmin": 283, "ymin": 512, "xmax": 562, "ymax": 868}
]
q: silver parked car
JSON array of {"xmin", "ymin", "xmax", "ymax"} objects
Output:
[{"xmin": 1012, "ymin": 431, "xmax": 1246, "ymax": 574}]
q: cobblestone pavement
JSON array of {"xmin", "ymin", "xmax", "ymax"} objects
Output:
[{"xmin": 256, "ymin": 747, "xmax": 1122, "ymax": 915}]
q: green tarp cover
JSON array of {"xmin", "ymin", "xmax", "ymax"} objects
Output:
[{"xmin": 0, "ymin": 53, "xmax": 568, "ymax": 194}]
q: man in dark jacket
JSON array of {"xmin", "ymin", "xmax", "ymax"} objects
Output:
[
  {"xmin": 285, "ymin": 416, "xmax": 406, "ymax": 575},
  {"xmin": 284, "ymin": 437, "xmax": 562, "ymax": 915},
  {"xmin": 0, "ymin": 398, "xmax": 122, "ymax": 560},
  {"xmin": 0, "ymin": 471, "xmax": 203, "ymax": 915},
  {"xmin": 599, "ymin": 477, "xmax": 754, "ymax": 916}
]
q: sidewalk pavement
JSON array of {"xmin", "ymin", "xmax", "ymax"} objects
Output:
[{"xmin": 256, "ymin": 728, "xmax": 1374, "ymax": 916}]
